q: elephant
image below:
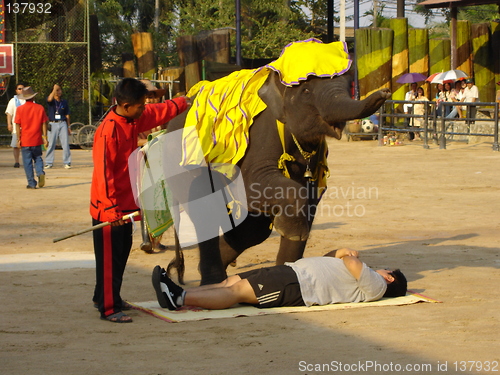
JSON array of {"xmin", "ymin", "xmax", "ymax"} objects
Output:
[{"xmin": 156, "ymin": 67, "xmax": 391, "ymax": 286}]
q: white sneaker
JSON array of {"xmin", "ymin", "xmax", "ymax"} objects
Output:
[
  {"xmin": 45, "ymin": 164, "xmax": 52, "ymax": 169},
  {"xmin": 64, "ymin": 164, "xmax": 71, "ymax": 169}
]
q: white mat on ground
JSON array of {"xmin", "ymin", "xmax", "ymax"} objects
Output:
[{"xmin": 129, "ymin": 291, "xmax": 440, "ymax": 323}]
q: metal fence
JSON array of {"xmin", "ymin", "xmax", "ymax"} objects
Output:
[
  {"xmin": 378, "ymin": 100, "xmax": 500, "ymax": 151},
  {"xmin": 1, "ymin": 0, "xmax": 90, "ymax": 133}
]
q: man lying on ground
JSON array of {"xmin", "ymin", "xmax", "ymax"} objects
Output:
[{"xmin": 152, "ymin": 248, "xmax": 407, "ymax": 310}]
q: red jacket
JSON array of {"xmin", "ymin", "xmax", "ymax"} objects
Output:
[
  {"xmin": 90, "ymin": 98, "xmax": 188, "ymax": 222},
  {"xmin": 14, "ymin": 101, "xmax": 48, "ymax": 147}
]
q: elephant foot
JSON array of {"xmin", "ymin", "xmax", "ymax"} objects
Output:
[
  {"xmin": 274, "ymin": 225, "xmax": 309, "ymax": 242},
  {"xmin": 200, "ymin": 272, "xmax": 227, "ymax": 286}
]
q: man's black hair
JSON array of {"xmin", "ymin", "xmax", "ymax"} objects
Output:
[
  {"xmin": 383, "ymin": 269, "xmax": 407, "ymax": 297},
  {"xmin": 114, "ymin": 78, "xmax": 148, "ymax": 105}
]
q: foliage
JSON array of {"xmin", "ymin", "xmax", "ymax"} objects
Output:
[
  {"xmin": 414, "ymin": 0, "xmax": 450, "ymax": 25},
  {"xmin": 92, "ymin": 0, "xmax": 321, "ymax": 69},
  {"xmin": 458, "ymin": 5, "xmax": 500, "ymax": 23},
  {"xmin": 363, "ymin": 3, "xmax": 390, "ymax": 28},
  {"xmin": 414, "ymin": 2, "xmax": 500, "ymax": 27}
]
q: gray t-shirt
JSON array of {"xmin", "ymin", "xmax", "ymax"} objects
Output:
[{"xmin": 286, "ymin": 257, "xmax": 387, "ymax": 307}]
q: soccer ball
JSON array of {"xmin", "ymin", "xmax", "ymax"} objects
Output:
[{"xmin": 361, "ymin": 119, "xmax": 374, "ymax": 133}]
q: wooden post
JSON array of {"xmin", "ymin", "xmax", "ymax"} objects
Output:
[
  {"xmin": 472, "ymin": 23, "xmax": 495, "ymax": 102},
  {"xmin": 429, "ymin": 38, "xmax": 451, "ymax": 100},
  {"xmin": 122, "ymin": 52, "xmax": 135, "ymax": 78},
  {"xmin": 408, "ymin": 28, "xmax": 429, "ymax": 96},
  {"xmin": 132, "ymin": 32, "xmax": 155, "ymax": 79},
  {"xmin": 456, "ymin": 20, "xmax": 472, "ymax": 76},
  {"xmin": 429, "ymin": 38, "xmax": 451, "ymax": 75},
  {"xmin": 390, "ymin": 18, "xmax": 409, "ymax": 108},
  {"xmin": 196, "ymin": 30, "xmax": 230, "ymax": 63},
  {"xmin": 356, "ymin": 28, "xmax": 393, "ymax": 101},
  {"xmin": 450, "ymin": 6, "xmax": 457, "ymax": 69},
  {"xmin": 491, "ymin": 21, "xmax": 500, "ymax": 87},
  {"xmin": 89, "ymin": 14, "xmax": 102, "ymax": 73},
  {"xmin": 176, "ymin": 35, "xmax": 201, "ymax": 91}
]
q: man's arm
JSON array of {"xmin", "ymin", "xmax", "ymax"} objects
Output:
[
  {"xmin": 6, "ymin": 113, "xmax": 13, "ymax": 132},
  {"xmin": 324, "ymin": 248, "xmax": 363, "ymax": 279},
  {"xmin": 47, "ymin": 84, "xmax": 58, "ymax": 102},
  {"xmin": 342, "ymin": 256, "xmax": 364, "ymax": 280},
  {"xmin": 324, "ymin": 248, "xmax": 359, "ymax": 258},
  {"xmin": 42, "ymin": 122, "xmax": 49, "ymax": 148},
  {"xmin": 15, "ymin": 123, "xmax": 21, "ymax": 147},
  {"xmin": 66, "ymin": 114, "xmax": 71, "ymax": 135}
]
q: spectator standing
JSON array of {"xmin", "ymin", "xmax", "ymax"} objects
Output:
[
  {"xmin": 403, "ymin": 82, "xmax": 418, "ymax": 126},
  {"xmin": 5, "ymin": 83, "xmax": 26, "ymax": 168},
  {"xmin": 14, "ymin": 87, "xmax": 49, "ymax": 189},
  {"xmin": 45, "ymin": 84, "xmax": 71, "ymax": 169},
  {"xmin": 412, "ymin": 87, "xmax": 429, "ymax": 139}
]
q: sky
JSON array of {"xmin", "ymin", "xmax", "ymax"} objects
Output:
[{"xmin": 338, "ymin": 0, "xmax": 446, "ymax": 28}]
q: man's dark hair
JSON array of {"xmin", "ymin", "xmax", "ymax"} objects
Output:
[
  {"xmin": 114, "ymin": 78, "xmax": 148, "ymax": 105},
  {"xmin": 383, "ymin": 269, "xmax": 407, "ymax": 297}
]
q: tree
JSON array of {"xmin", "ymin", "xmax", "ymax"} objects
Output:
[{"xmin": 92, "ymin": 0, "xmax": 319, "ymax": 69}]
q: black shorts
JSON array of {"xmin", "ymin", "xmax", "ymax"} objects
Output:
[{"xmin": 238, "ymin": 265, "xmax": 305, "ymax": 308}]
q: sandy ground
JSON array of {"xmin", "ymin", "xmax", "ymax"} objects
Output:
[{"xmin": 1, "ymin": 136, "xmax": 499, "ymax": 375}]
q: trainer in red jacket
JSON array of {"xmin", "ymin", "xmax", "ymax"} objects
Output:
[{"xmin": 90, "ymin": 78, "xmax": 189, "ymax": 323}]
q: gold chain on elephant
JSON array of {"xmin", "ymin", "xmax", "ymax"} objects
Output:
[{"xmin": 291, "ymin": 134, "xmax": 316, "ymax": 179}]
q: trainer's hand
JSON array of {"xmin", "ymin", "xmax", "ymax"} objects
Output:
[{"xmin": 110, "ymin": 219, "xmax": 125, "ymax": 227}]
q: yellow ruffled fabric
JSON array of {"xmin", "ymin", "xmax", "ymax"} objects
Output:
[
  {"xmin": 266, "ymin": 38, "xmax": 352, "ymax": 86},
  {"xmin": 182, "ymin": 68, "xmax": 269, "ymax": 169},
  {"xmin": 181, "ymin": 39, "xmax": 351, "ymax": 175}
]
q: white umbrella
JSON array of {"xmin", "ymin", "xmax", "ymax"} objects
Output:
[{"xmin": 430, "ymin": 69, "xmax": 468, "ymax": 83}]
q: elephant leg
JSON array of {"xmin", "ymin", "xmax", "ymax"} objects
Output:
[
  {"xmin": 276, "ymin": 237, "xmax": 307, "ymax": 265},
  {"xmin": 219, "ymin": 237, "xmax": 240, "ymax": 269},
  {"xmin": 220, "ymin": 213, "xmax": 273, "ymax": 268},
  {"xmin": 198, "ymin": 237, "xmax": 227, "ymax": 285}
]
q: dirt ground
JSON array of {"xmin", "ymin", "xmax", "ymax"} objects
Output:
[{"xmin": 1, "ymin": 136, "xmax": 499, "ymax": 375}]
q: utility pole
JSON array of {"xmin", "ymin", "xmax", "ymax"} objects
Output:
[
  {"xmin": 373, "ymin": 0, "xmax": 378, "ymax": 27},
  {"xmin": 327, "ymin": 0, "xmax": 334, "ymax": 43},
  {"xmin": 236, "ymin": 0, "xmax": 242, "ymax": 66},
  {"xmin": 340, "ymin": 0, "xmax": 346, "ymax": 42},
  {"xmin": 397, "ymin": 0, "xmax": 405, "ymax": 17},
  {"xmin": 155, "ymin": 0, "xmax": 160, "ymax": 33},
  {"xmin": 354, "ymin": 0, "xmax": 359, "ymax": 100}
]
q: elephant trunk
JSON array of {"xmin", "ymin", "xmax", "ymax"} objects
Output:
[{"xmin": 320, "ymin": 85, "xmax": 391, "ymax": 124}]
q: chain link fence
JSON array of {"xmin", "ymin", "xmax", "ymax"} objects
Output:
[{"xmin": 1, "ymin": 0, "xmax": 90, "ymax": 145}]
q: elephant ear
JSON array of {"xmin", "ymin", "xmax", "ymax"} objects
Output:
[{"xmin": 258, "ymin": 71, "xmax": 286, "ymax": 123}]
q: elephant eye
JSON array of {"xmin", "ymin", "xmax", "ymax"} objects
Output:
[{"xmin": 303, "ymin": 88, "xmax": 310, "ymax": 94}]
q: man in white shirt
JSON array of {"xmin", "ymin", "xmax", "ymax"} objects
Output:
[
  {"xmin": 5, "ymin": 83, "xmax": 26, "ymax": 168},
  {"xmin": 462, "ymin": 78, "xmax": 479, "ymax": 122},
  {"xmin": 152, "ymin": 248, "xmax": 407, "ymax": 310}
]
